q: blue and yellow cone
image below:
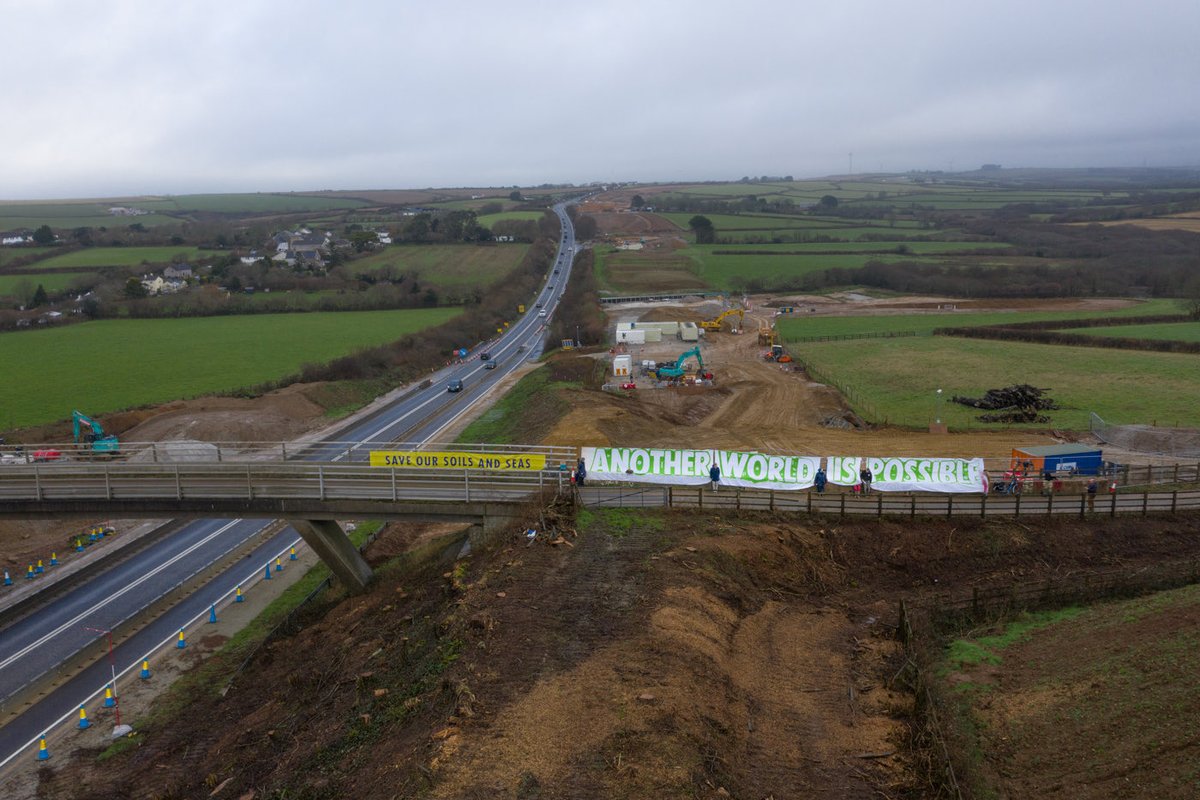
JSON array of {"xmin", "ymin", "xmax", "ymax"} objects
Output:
[
  {"xmin": 140, "ymin": 660, "xmax": 151, "ymax": 680},
  {"xmin": 274, "ymin": 557, "xmax": 282, "ymax": 572},
  {"xmin": 78, "ymin": 706, "xmax": 90, "ymax": 729},
  {"xmin": 26, "ymin": 565, "xmax": 34, "ymax": 580},
  {"xmin": 289, "ymin": 547, "xmax": 297, "ymax": 561},
  {"xmin": 103, "ymin": 685, "xmax": 115, "ymax": 708},
  {"xmin": 264, "ymin": 564, "xmax": 272, "ymax": 581},
  {"xmin": 36, "ymin": 734, "xmax": 49, "ymax": 761},
  {"xmin": 3, "ymin": 570, "xmax": 11, "ymax": 586},
  {"xmin": 96, "ymin": 527, "xmax": 105, "ymax": 539},
  {"xmin": 75, "ymin": 538, "xmax": 84, "ymax": 552},
  {"xmin": 50, "ymin": 553, "xmax": 58, "ymax": 566},
  {"xmin": 89, "ymin": 531, "xmax": 97, "ymax": 543},
  {"xmin": 176, "ymin": 628, "xmax": 186, "ymax": 649},
  {"xmin": 35, "ymin": 560, "xmax": 44, "ymax": 575},
  {"xmin": 235, "ymin": 585, "xmax": 243, "ymax": 603},
  {"xmin": 209, "ymin": 604, "xmax": 218, "ymax": 624}
]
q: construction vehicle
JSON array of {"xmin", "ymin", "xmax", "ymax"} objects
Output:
[
  {"xmin": 72, "ymin": 410, "xmax": 119, "ymax": 454},
  {"xmin": 655, "ymin": 347, "xmax": 704, "ymax": 379},
  {"xmin": 763, "ymin": 344, "xmax": 793, "ymax": 364},
  {"xmin": 757, "ymin": 320, "xmax": 779, "ymax": 346},
  {"xmin": 699, "ymin": 308, "xmax": 744, "ymax": 333}
]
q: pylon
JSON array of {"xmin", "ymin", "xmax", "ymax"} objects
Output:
[
  {"xmin": 103, "ymin": 685, "xmax": 115, "ymax": 708},
  {"xmin": 289, "ymin": 547, "xmax": 297, "ymax": 561},
  {"xmin": 140, "ymin": 660, "xmax": 151, "ymax": 679},
  {"xmin": 264, "ymin": 564, "xmax": 271, "ymax": 581},
  {"xmin": 209, "ymin": 604, "xmax": 218, "ymax": 624},
  {"xmin": 36, "ymin": 734, "xmax": 49, "ymax": 761},
  {"xmin": 275, "ymin": 557, "xmax": 283, "ymax": 572},
  {"xmin": 50, "ymin": 552, "xmax": 58, "ymax": 566},
  {"xmin": 78, "ymin": 706, "xmax": 90, "ymax": 729},
  {"xmin": 176, "ymin": 628, "xmax": 186, "ymax": 649},
  {"xmin": 75, "ymin": 538, "xmax": 84, "ymax": 552},
  {"xmin": 3, "ymin": 570, "xmax": 11, "ymax": 586},
  {"xmin": 26, "ymin": 565, "xmax": 34, "ymax": 580},
  {"xmin": 89, "ymin": 531, "xmax": 97, "ymax": 543},
  {"xmin": 235, "ymin": 585, "xmax": 243, "ymax": 603},
  {"xmin": 35, "ymin": 560, "xmax": 44, "ymax": 574}
]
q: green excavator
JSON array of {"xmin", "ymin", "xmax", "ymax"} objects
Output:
[{"xmin": 72, "ymin": 410, "xmax": 119, "ymax": 454}]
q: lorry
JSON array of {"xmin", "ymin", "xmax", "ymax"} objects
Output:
[{"xmin": 72, "ymin": 410, "xmax": 119, "ymax": 454}]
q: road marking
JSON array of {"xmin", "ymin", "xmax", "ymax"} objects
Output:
[{"xmin": 0, "ymin": 520, "xmax": 243, "ymax": 673}]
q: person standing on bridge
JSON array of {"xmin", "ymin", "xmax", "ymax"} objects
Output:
[
  {"xmin": 1087, "ymin": 477, "xmax": 1098, "ymax": 511},
  {"xmin": 814, "ymin": 467, "xmax": 827, "ymax": 494},
  {"xmin": 576, "ymin": 457, "xmax": 587, "ymax": 487},
  {"xmin": 860, "ymin": 466, "xmax": 873, "ymax": 495},
  {"xmin": 709, "ymin": 463, "xmax": 721, "ymax": 492}
]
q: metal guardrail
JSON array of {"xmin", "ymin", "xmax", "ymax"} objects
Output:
[
  {"xmin": 0, "ymin": 440, "xmax": 579, "ymax": 466},
  {"xmin": 581, "ymin": 485, "xmax": 1200, "ymax": 517},
  {"xmin": 0, "ymin": 462, "xmax": 567, "ymax": 505}
]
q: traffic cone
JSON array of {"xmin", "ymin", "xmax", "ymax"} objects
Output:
[
  {"xmin": 289, "ymin": 546, "xmax": 297, "ymax": 561},
  {"xmin": 235, "ymin": 585, "xmax": 243, "ymax": 603},
  {"xmin": 140, "ymin": 660, "xmax": 151, "ymax": 680},
  {"xmin": 209, "ymin": 604, "xmax": 218, "ymax": 624},
  {"xmin": 26, "ymin": 565, "xmax": 34, "ymax": 580},
  {"xmin": 50, "ymin": 552, "xmax": 58, "ymax": 566},
  {"xmin": 35, "ymin": 560, "xmax": 44, "ymax": 575},
  {"xmin": 176, "ymin": 628, "xmax": 186, "ymax": 649},
  {"xmin": 103, "ymin": 685, "xmax": 115, "ymax": 708},
  {"xmin": 78, "ymin": 706, "xmax": 90, "ymax": 729},
  {"xmin": 275, "ymin": 557, "xmax": 283, "ymax": 572},
  {"xmin": 264, "ymin": 564, "xmax": 271, "ymax": 581},
  {"xmin": 36, "ymin": 734, "xmax": 49, "ymax": 761},
  {"xmin": 89, "ymin": 531, "xmax": 97, "ymax": 544},
  {"xmin": 75, "ymin": 538, "xmax": 84, "ymax": 552},
  {"xmin": 3, "ymin": 570, "xmax": 11, "ymax": 586}
]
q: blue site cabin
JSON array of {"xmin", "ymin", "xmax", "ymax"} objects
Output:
[{"xmin": 1011, "ymin": 444, "xmax": 1103, "ymax": 476}]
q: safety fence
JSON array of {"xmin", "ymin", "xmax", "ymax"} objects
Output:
[
  {"xmin": 581, "ymin": 484, "xmax": 1200, "ymax": 518},
  {"xmin": 785, "ymin": 330, "xmax": 919, "ymax": 344},
  {"xmin": 1090, "ymin": 412, "xmax": 1200, "ymax": 458}
]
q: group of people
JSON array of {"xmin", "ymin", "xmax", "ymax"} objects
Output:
[{"xmin": 706, "ymin": 465, "xmax": 871, "ymax": 494}]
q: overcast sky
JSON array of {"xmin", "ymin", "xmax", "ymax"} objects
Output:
[{"xmin": 4, "ymin": 0, "xmax": 1199, "ymax": 199}]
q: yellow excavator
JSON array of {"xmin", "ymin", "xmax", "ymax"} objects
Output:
[{"xmin": 700, "ymin": 308, "xmax": 744, "ymax": 332}]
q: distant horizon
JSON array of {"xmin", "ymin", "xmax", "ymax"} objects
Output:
[{"xmin": 5, "ymin": 164, "xmax": 1200, "ymax": 205}]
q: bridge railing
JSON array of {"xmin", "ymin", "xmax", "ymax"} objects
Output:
[
  {"xmin": 0, "ymin": 440, "xmax": 579, "ymax": 467},
  {"xmin": 0, "ymin": 462, "xmax": 568, "ymax": 504}
]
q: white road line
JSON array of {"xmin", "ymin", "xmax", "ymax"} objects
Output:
[{"xmin": 0, "ymin": 520, "xmax": 242, "ymax": 672}]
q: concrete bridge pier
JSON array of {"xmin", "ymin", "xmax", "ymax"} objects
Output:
[{"xmin": 288, "ymin": 519, "xmax": 373, "ymax": 593}]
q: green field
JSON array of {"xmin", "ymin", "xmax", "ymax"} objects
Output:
[
  {"xmin": 30, "ymin": 246, "xmax": 209, "ymax": 269},
  {"xmin": 788, "ymin": 334, "xmax": 1200, "ymax": 429},
  {"xmin": 478, "ymin": 211, "xmax": 546, "ymax": 226},
  {"xmin": 1056, "ymin": 321, "xmax": 1200, "ymax": 342},
  {"xmin": 349, "ymin": 243, "xmax": 530, "ymax": 288},
  {"xmin": 941, "ymin": 584, "xmax": 1200, "ymax": 798},
  {"xmin": 0, "ymin": 272, "xmax": 97, "ymax": 297},
  {"xmin": 0, "ymin": 308, "xmax": 462, "ymax": 430},
  {"xmin": 135, "ymin": 193, "xmax": 367, "ymax": 214},
  {"xmin": 776, "ymin": 300, "xmax": 1181, "ymax": 339}
]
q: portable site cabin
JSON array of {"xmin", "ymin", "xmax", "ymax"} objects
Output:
[
  {"xmin": 616, "ymin": 329, "xmax": 646, "ymax": 345},
  {"xmin": 679, "ymin": 321, "xmax": 700, "ymax": 342},
  {"xmin": 1011, "ymin": 444, "xmax": 1103, "ymax": 476},
  {"xmin": 612, "ymin": 355, "xmax": 632, "ymax": 377}
]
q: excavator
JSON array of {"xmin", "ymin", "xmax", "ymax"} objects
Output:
[
  {"xmin": 699, "ymin": 308, "xmax": 744, "ymax": 332},
  {"xmin": 654, "ymin": 347, "xmax": 712, "ymax": 380},
  {"xmin": 72, "ymin": 410, "xmax": 119, "ymax": 454}
]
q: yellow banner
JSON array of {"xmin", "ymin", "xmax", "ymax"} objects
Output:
[{"xmin": 369, "ymin": 450, "xmax": 547, "ymax": 471}]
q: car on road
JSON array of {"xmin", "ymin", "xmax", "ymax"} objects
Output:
[
  {"xmin": 480, "ymin": 352, "xmax": 490, "ymax": 361},
  {"xmin": 538, "ymin": 310, "xmax": 547, "ymax": 317},
  {"xmin": 447, "ymin": 379, "xmax": 464, "ymax": 393},
  {"xmin": 484, "ymin": 360, "xmax": 497, "ymax": 370}
]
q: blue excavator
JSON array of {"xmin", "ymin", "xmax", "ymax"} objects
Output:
[
  {"xmin": 72, "ymin": 410, "xmax": 119, "ymax": 454},
  {"xmin": 654, "ymin": 347, "xmax": 712, "ymax": 380}
]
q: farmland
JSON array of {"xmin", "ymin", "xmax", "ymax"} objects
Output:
[
  {"xmin": 786, "ymin": 334, "xmax": 1200, "ymax": 429},
  {"xmin": 26, "ymin": 245, "xmax": 209, "ymax": 269},
  {"xmin": 1057, "ymin": 320, "xmax": 1200, "ymax": 342},
  {"xmin": 477, "ymin": 211, "xmax": 546, "ymax": 226},
  {"xmin": 941, "ymin": 584, "xmax": 1200, "ymax": 798},
  {"xmin": 0, "ymin": 272, "xmax": 95, "ymax": 296},
  {"xmin": 0, "ymin": 307, "xmax": 461, "ymax": 430},
  {"xmin": 349, "ymin": 243, "xmax": 530, "ymax": 289}
]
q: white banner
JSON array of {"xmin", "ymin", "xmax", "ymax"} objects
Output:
[
  {"xmin": 580, "ymin": 448, "xmax": 988, "ymax": 494},
  {"xmin": 581, "ymin": 447, "xmax": 820, "ymax": 490}
]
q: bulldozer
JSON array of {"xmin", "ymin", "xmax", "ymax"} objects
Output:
[{"xmin": 763, "ymin": 344, "xmax": 793, "ymax": 363}]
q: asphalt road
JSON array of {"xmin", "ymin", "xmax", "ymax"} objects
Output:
[{"xmin": 0, "ymin": 203, "xmax": 578, "ymax": 769}]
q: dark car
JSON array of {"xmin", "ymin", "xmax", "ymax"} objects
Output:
[
  {"xmin": 484, "ymin": 360, "xmax": 497, "ymax": 370},
  {"xmin": 480, "ymin": 352, "xmax": 491, "ymax": 361},
  {"xmin": 447, "ymin": 379, "xmax": 464, "ymax": 393}
]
